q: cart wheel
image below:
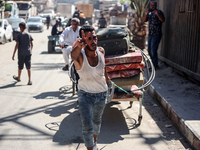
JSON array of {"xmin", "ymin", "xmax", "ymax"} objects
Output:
[
  {"xmin": 138, "ymin": 115, "xmax": 142, "ymax": 125},
  {"xmin": 71, "ymin": 65, "xmax": 76, "ymax": 96},
  {"xmin": 48, "ymin": 41, "xmax": 55, "ymax": 53}
]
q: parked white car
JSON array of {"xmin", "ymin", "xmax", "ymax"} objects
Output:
[
  {"xmin": 27, "ymin": 17, "xmax": 44, "ymax": 32},
  {"xmin": 0, "ymin": 19, "xmax": 13, "ymax": 44}
]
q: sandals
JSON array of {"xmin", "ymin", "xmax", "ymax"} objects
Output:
[
  {"xmin": 13, "ymin": 75, "xmax": 32, "ymax": 85},
  {"xmin": 13, "ymin": 75, "xmax": 21, "ymax": 82},
  {"xmin": 27, "ymin": 81, "xmax": 32, "ymax": 85}
]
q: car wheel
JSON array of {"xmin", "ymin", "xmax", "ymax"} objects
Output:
[
  {"xmin": 1, "ymin": 35, "xmax": 6, "ymax": 44},
  {"xmin": 9, "ymin": 34, "xmax": 13, "ymax": 42}
]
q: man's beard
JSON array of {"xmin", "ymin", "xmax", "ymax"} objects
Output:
[{"xmin": 86, "ymin": 45, "xmax": 96, "ymax": 52}]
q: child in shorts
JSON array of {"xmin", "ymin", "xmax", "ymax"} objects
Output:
[{"xmin": 12, "ymin": 22, "xmax": 33, "ymax": 85}]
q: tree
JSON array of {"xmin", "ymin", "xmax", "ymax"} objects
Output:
[{"xmin": 129, "ymin": 0, "xmax": 150, "ymax": 49}]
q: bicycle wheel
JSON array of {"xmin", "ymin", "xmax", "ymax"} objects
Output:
[{"xmin": 69, "ymin": 61, "xmax": 78, "ymax": 96}]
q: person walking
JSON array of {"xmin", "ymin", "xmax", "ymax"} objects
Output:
[
  {"xmin": 143, "ymin": 0, "xmax": 165, "ymax": 69},
  {"xmin": 71, "ymin": 25, "xmax": 109, "ymax": 150},
  {"xmin": 12, "ymin": 22, "xmax": 33, "ymax": 85},
  {"xmin": 59, "ymin": 18, "xmax": 80, "ymax": 71},
  {"xmin": 98, "ymin": 14, "xmax": 107, "ymax": 29},
  {"xmin": 46, "ymin": 15, "xmax": 51, "ymax": 30}
]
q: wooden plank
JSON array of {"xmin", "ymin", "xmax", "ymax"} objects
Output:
[
  {"xmin": 111, "ymin": 72, "xmax": 144, "ymax": 86},
  {"xmin": 112, "ymin": 97, "xmax": 139, "ymax": 101}
]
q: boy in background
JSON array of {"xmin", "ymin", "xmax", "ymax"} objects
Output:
[{"xmin": 12, "ymin": 22, "xmax": 33, "ymax": 85}]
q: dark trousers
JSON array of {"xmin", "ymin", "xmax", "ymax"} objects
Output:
[{"xmin": 148, "ymin": 34, "xmax": 162, "ymax": 67}]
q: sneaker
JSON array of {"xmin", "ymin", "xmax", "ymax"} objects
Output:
[
  {"xmin": 62, "ymin": 65, "xmax": 69, "ymax": 71},
  {"xmin": 27, "ymin": 81, "xmax": 32, "ymax": 85},
  {"xmin": 93, "ymin": 145, "xmax": 98, "ymax": 150},
  {"xmin": 13, "ymin": 75, "xmax": 21, "ymax": 82}
]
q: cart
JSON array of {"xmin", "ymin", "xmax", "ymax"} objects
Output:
[
  {"xmin": 68, "ymin": 43, "xmax": 155, "ymax": 125},
  {"xmin": 47, "ymin": 35, "xmax": 60, "ymax": 53},
  {"xmin": 107, "ymin": 43, "xmax": 155, "ymax": 125}
]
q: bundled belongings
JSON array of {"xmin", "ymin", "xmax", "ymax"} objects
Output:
[
  {"xmin": 113, "ymin": 85, "xmax": 143, "ymax": 99},
  {"xmin": 105, "ymin": 50, "xmax": 144, "ymax": 80},
  {"xmin": 108, "ymin": 69, "xmax": 141, "ymax": 79},
  {"xmin": 106, "ymin": 61, "xmax": 145, "ymax": 72},
  {"xmin": 97, "ymin": 27, "xmax": 130, "ymax": 56},
  {"xmin": 105, "ymin": 50, "xmax": 142, "ymax": 65}
]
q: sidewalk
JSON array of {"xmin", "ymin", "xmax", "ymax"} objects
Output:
[{"xmin": 145, "ymin": 61, "xmax": 200, "ymax": 150}]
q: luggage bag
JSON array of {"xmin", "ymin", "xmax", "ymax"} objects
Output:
[{"xmin": 97, "ymin": 28, "xmax": 130, "ymax": 56}]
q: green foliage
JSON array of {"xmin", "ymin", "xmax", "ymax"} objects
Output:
[
  {"xmin": 5, "ymin": 3, "xmax": 12, "ymax": 11},
  {"xmin": 120, "ymin": 0, "xmax": 126, "ymax": 4},
  {"xmin": 130, "ymin": 0, "xmax": 150, "ymax": 18},
  {"xmin": 0, "ymin": 2, "xmax": 11, "ymax": 10}
]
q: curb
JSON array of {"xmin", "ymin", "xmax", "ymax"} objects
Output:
[{"xmin": 147, "ymin": 84, "xmax": 200, "ymax": 150}]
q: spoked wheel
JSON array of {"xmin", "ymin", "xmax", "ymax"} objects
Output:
[{"xmin": 69, "ymin": 61, "xmax": 78, "ymax": 96}]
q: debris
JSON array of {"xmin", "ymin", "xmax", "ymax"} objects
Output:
[{"xmin": 149, "ymin": 119, "xmax": 157, "ymax": 124}]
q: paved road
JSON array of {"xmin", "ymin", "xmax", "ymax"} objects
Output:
[{"xmin": 0, "ymin": 27, "xmax": 191, "ymax": 150}]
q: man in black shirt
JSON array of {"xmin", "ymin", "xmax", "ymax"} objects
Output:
[{"xmin": 143, "ymin": 0, "xmax": 165, "ymax": 69}]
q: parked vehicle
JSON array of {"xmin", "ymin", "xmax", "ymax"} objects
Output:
[
  {"xmin": 16, "ymin": 1, "xmax": 32, "ymax": 21},
  {"xmin": 0, "ymin": 19, "xmax": 13, "ymax": 44},
  {"xmin": 26, "ymin": 17, "xmax": 44, "ymax": 32},
  {"xmin": 39, "ymin": 9, "xmax": 55, "ymax": 20},
  {"xmin": 7, "ymin": 18, "xmax": 25, "ymax": 40},
  {"xmin": 5, "ymin": 1, "xmax": 19, "ymax": 18}
]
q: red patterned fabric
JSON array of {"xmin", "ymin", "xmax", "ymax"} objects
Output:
[
  {"xmin": 105, "ymin": 50, "xmax": 142, "ymax": 65},
  {"xmin": 113, "ymin": 85, "xmax": 143, "ymax": 99},
  {"xmin": 108, "ymin": 69, "xmax": 140, "ymax": 79},
  {"xmin": 106, "ymin": 61, "xmax": 145, "ymax": 72}
]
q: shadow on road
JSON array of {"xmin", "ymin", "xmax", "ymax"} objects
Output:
[
  {"xmin": 52, "ymin": 102, "xmax": 130, "ymax": 147},
  {"xmin": 0, "ymin": 82, "xmax": 20, "ymax": 89},
  {"xmin": 99, "ymin": 103, "xmax": 129, "ymax": 144},
  {"xmin": 52, "ymin": 110, "xmax": 83, "ymax": 145},
  {"xmin": 33, "ymin": 85, "xmax": 77, "ymax": 101},
  {"xmin": 40, "ymin": 49, "xmax": 62, "ymax": 54}
]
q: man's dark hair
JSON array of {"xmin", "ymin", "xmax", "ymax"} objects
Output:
[
  {"xmin": 79, "ymin": 25, "xmax": 95, "ymax": 38},
  {"xmin": 150, "ymin": 0, "xmax": 157, "ymax": 4},
  {"xmin": 19, "ymin": 22, "xmax": 26, "ymax": 29}
]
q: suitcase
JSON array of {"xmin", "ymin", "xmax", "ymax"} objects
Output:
[{"xmin": 97, "ymin": 28, "xmax": 130, "ymax": 56}]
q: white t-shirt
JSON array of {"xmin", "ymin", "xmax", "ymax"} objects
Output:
[{"xmin": 59, "ymin": 26, "xmax": 80, "ymax": 46}]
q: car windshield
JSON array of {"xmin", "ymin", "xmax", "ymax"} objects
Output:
[
  {"xmin": 7, "ymin": 19, "xmax": 22, "ymax": 25},
  {"xmin": 7, "ymin": 19, "xmax": 22, "ymax": 26},
  {"xmin": 17, "ymin": 3, "xmax": 30, "ymax": 10},
  {"xmin": 28, "ymin": 18, "xmax": 41, "ymax": 23}
]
